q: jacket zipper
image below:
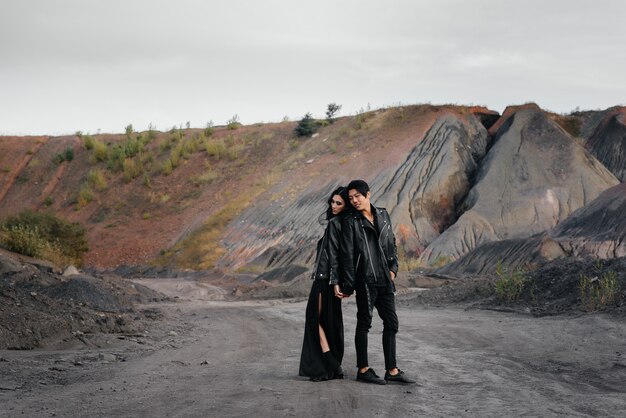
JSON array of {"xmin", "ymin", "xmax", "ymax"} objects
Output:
[
  {"xmin": 355, "ymin": 254, "xmax": 361, "ymax": 272},
  {"xmin": 361, "ymin": 221, "xmax": 378, "ymax": 283}
]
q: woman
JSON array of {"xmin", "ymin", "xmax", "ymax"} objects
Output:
[{"xmin": 299, "ymin": 186, "xmax": 349, "ymax": 381}]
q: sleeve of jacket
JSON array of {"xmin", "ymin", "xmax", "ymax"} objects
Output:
[
  {"xmin": 339, "ymin": 216, "xmax": 356, "ymax": 295},
  {"xmin": 327, "ymin": 218, "xmax": 341, "ymax": 285},
  {"xmin": 386, "ymin": 211, "xmax": 399, "ymax": 276}
]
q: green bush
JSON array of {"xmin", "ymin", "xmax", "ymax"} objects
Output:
[
  {"xmin": 64, "ymin": 146, "xmax": 74, "ymax": 162},
  {"xmin": 0, "ymin": 210, "xmax": 89, "ymax": 267},
  {"xmin": 204, "ymin": 121, "xmax": 215, "ymax": 137},
  {"xmin": 123, "ymin": 158, "xmax": 140, "ymax": 183},
  {"xmin": 205, "ymin": 139, "xmax": 227, "ymax": 159},
  {"xmin": 92, "ymin": 140, "xmax": 108, "ymax": 162},
  {"xmin": 83, "ymin": 135, "xmax": 95, "ymax": 150},
  {"xmin": 77, "ymin": 184, "xmax": 94, "ymax": 207},
  {"xmin": 226, "ymin": 115, "xmax": 241, "ymax": 130},
  {"xmin": 87, "ymin": 168, "xmax": 107, "ymax": 191},
  {"xmin": 162, "ymin": 159, "xmax": 173, "ymax": 175},
  {"xmin": 580, "ymin": 270, "xmax": 618, "ymax": 312},
  {"xmin": 494, "ymin": 260, "xmax": 529, "ymax": 303}
]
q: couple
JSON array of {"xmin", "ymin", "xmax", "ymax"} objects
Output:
[{"xmin": 299, "ymin": 180, "xmax": 415, "ymax": 385}]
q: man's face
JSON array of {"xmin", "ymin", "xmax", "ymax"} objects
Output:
[{"xmin": 348, "ymin": 189, "xmax": 370, "ymax": 212}]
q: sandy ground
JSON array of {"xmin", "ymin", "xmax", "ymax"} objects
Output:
[{"xmin": 1, "ymin": 279, "xmax": 626, "ymax": 417}]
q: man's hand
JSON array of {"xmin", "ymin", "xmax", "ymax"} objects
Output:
[{"xmin": 390, "ymin": 271, "xmax": 396, "ymax": 281}]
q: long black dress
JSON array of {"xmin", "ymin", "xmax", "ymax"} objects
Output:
[{"xmin": 298, "ymin": 217, "xmax": 344, "ymax": 381}]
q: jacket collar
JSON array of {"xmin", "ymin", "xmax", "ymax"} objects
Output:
[{"xmin": 354, "ymin": 204, "xmax": 381, "ymax": 229}]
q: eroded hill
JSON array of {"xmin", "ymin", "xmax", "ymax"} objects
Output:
[{"xmin": 0, "ymin": 104, "xmax": 623, "ymax": 278}]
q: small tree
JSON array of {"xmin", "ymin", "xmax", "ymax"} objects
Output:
[
  {"xmin": 326, "ymin": 103, "xmax": 342, "ymax": 121},
  {"xmin": 125, "ymin": 124, "xmax": 134, "ymax": 137},
  {"xmin": 295, "ymin": 113, "xmax": 317, "ymax": 137}
]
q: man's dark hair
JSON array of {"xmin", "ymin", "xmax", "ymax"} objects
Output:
[{"xmin": 347, "ymin": 179, "xmax": 370, "ymax": 196}]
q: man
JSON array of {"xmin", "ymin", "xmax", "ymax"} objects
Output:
[{"xmin": 338, "ymin": 179, "xmax": 415, "ymax": 385}]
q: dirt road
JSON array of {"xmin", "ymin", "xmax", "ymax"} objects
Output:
[{"xmin": 1, "ymin": 279, "xmax": 625, "ymax": 417}]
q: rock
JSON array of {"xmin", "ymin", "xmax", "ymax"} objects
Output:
[
  {"xmin": 98, "ymin": 353, "xmax": 116, "ymax": 362},
  {"xmin": 585, "ymin": 107, "xmax": 626, "ymax": 181},
  {"xmin": 438, "ymin": 182, "xmax": 626, "ymax": 276},
  {"xmin": 421, "ymin": 108, "xmax": 619, "ymax": 264},
  {"xmin": 374, "ymin": 114, "xmax": 490, "ymax": 256},
  {"xmin": 63, "ymin": 265, "xmax": 80, "ymax": 276},
  {"xmin": 550, "ymin": 182, "xmax": 626, "ymax": 258}
]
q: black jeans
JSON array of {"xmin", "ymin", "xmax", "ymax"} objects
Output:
[{"xmin": 355, "ymin": 283, "xmax": 398, "ymax": 371}]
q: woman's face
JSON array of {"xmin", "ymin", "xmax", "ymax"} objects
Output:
[{"xmin": 330, "ymin": 194, "xmax": 346, "ymax": 216}]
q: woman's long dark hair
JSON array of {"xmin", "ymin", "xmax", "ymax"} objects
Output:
[{"xmin": 324, "ymin": 186, "xmax": 349, "ymax": 221}]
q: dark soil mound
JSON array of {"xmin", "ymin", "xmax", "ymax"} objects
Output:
[
  {"xmin": 0, "ymin": 251, "xmax": 167, "ymax": 349},
  {"xmin": 253, "ymin": 264, "xmax": 308, "ymax": 284},
  {"xmin": 404, "ymin": 257, "xmax": 626, "ymax": 317},
  {"xmin": 585, "ymin": 108, "xmax": 626, "ymax": 181}
]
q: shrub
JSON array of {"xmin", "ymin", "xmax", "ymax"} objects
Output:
[
  {"xmin": 162, "ymin": 159, "xmax": 173, "ymax": 175},
  {"xmin": 53, "ymin": 153, "xmax": 66, "ymax": 164},
  {"xmin": 191, "ymin": 170, "xmax": 219, "ymax": 185},
  {"xmin": 295, "ymin": 112, "xmax": 317, "ymax": 137},
  {"xmin": 64, "ymin": 146, "xmax": 74, "ymax": 162},
  {"xmin": 77, "ymin": 184, "xmax": 94, "ymax": 207},
  {"xmin": 138, "ymin": 173, "xmax": 149, "ymax": 189},
  {"xmin": 205, "ymin": 139, "xmax": 227, "ymax": 159},
  {"xmin": 0, "ymin": 210, "xmax": 89, "ymax": 267},
  {"xmin": 204, "ymin": 121, "xmax": 214, "ymax": 137},
  {"xmin": 0, "ymin": 224, "xmax": 51, "ymax": 259},
  {"xmin": 93, "ymin": 140, "xmax": 108, "ymax": 162},
  {"xmin": 43, "ymin": 196, "xmax": 54, "ymax": 207},
  {"xmin": 123, "ymin": 159, "xmax": 140, "ymax": 183},
  {"xmin": 87, "ymin": 168, "xmax": 108, "ymax": 191},
  {"xmin": 226, "ymin": 115, "xmax": 241, "ymax": 130},
  {"xmin": 494, "ymin": 260, "xmax": 529, "ymax": 303},
  {"xmin": 170, "ymin": 147, "xmax": 182, "ymax": 168},
  {"xmin": 83, "ymin": 135, "xmax": 96, "ymax": 150},
  {"xmin": 580, "ymin": 270, "xmax": 618, "ymax": 312}
]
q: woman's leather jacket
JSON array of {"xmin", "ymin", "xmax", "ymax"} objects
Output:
[{"xmin": 311, "ymin": 216, "xmax": 342, "ymax": 284}]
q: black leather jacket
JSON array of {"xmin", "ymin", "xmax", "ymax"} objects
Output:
[
  {"xmin": 311, "ymin": 216, "xmax": 342, "ymax": 285},
  {"xmin": 340, "ymin": 205, "xmax": 398, "ymax": 295}
]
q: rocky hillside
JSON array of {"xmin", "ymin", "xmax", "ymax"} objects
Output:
[{"xmin": 0, "ymin": 103, "xmax": 623, "ymax": 278}]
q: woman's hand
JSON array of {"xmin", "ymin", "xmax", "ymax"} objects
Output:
[{"xmin": 333, "ymin": 284, "xmax": 345, "ymax": 299}]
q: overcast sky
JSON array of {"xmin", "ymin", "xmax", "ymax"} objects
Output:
[{"xmin": 1, "ymin": 0, "xmax": 625, "ymax": 135}]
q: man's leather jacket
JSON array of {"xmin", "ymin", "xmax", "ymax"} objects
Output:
[
  {"xmin": 312, "ymin": 216, "xmax": 342, "ymax": 285},
  {"xmin": 340, "ymin": 205, "xmax": 399, "ymax": 295}
]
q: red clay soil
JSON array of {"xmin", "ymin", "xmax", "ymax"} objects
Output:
[{"xmin": 0, "ymin": 105, "xmax": 491, "ymax": 269}]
